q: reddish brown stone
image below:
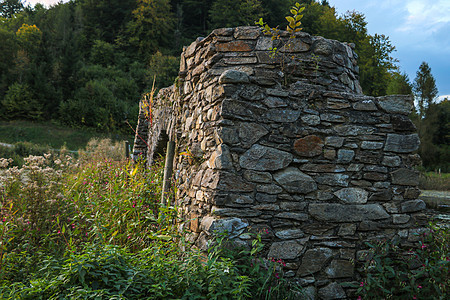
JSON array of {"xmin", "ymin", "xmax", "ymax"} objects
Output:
[
  {"xmin": 294, "ymin": 135, "xmax": 324, "ymax": 157},
  {"xmin": 216, "ymin": 41, "xmax": 253, "ymax": 52},
  {"xmin": 190, "ymin": 213, "xmax": 201, "ymax": 233}
]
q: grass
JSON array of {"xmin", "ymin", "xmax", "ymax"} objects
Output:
[
  {"xmin": 419, "ymin": 172, "xmax": 450, "ymax": 191},
  {"xmin": 0, "ymin": 120, "xmax": 133, "ymax": 151}
]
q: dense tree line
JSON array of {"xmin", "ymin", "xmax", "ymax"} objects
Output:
[
  {"xmin": 411, "ymin": 62, "xmax": 449, "ymax": 172},
  {"xmin": 0, "ymin": 0, "xmax": 447, "ymax": 169}
]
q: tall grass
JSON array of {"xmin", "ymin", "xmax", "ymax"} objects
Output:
[{"xmin": 0, "ymin": 139, "xmax": 300, "ymax": 299}]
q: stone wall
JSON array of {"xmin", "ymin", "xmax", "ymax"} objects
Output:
[{"xmin": 133, "ymin": 26, "xmax": 426, "ymax": 299}]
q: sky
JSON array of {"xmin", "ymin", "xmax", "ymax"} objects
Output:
[
  {"xmin": 328, "ymin": 0, "xmax": 450, "ymax": 101},
  {"xmin": 25, "ymin": 0, "xmax": 450, "ymax": 100}
]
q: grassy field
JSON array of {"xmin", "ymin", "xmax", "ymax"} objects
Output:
[
  {"xmin": 419, "ymin": 171, "xmax": 450, "ymax": 191},
  {"xmin": 0, "ymin": 120, "xmax": 134, "ymax": 151}
]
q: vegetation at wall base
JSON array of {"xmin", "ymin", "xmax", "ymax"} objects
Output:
[
  {"xmin": 0, "ymin": 139, "xmax": 301, "ymax": 299},
  {"xmin": 356, "ymin": 223, "xmax": 449, "ymax": 300}
]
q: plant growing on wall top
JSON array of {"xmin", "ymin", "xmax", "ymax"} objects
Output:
[{"xmin": 255, "ymin": 2, "xmax": 306, "ymax": 85}]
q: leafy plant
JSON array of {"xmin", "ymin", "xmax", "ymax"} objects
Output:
[
  {"xmin": 357, "ymin": 223, "xmax": 449, "ymax": 299},
  {"xmin": 256, "ymin": 3, "xmax": 310, "ymax": 85},
  {"xmin": 1, "ymin": 138, "xmax": 303, "ymax": 299}
]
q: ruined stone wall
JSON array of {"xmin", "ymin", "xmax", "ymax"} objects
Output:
[{"xmin": 134, "ymin": 26, "xmax": 426, "ymax": 299}]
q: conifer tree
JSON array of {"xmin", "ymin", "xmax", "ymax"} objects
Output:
[{"xmin": 413, "ymin": 61, "xmax": 438, "ymax": 119}]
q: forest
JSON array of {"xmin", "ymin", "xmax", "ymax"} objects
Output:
[{"xmin": 0, "ymin": 0, "xmax": 448, "ymax": 171}]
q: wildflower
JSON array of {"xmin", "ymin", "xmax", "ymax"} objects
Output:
[
  {"xmin": 58, "ymin": 230, "xmax": 61, "ymax": 234},
  {"xmin": 274, "ymin": 273, "xmax": 279, "ymax": 279},
  {"xmin": 360, "ymin": 282, "xmax": 365, "ymax": 287},
  {"xmin": 421, "ymin": 244, "xmax": 427, "ymax": 249},
  {"xmin": 357, "ymin": 297, "xmax": 362, "ymax": 300},
  {"xmin": 264, "ymin": 228, "xmax": 269, "ymax": 234},
  {"xmin": 418, "ymin": 285, "xmax": 422, "ymax": 289},
  {"xmin": 413, "ymin": 296, "xmax": 417, "ymax": 299}
]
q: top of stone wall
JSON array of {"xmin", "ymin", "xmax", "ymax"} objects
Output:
[{"xmin": 179, "ymin": 26, "xmax": 362, "ymax": 94}]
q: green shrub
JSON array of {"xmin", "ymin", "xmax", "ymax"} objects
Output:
[
  {"xmin": 1, "ymin": 83, "xmax": 42, "ymax": 120},
  {"xmin": 1, "ymin": 138, "xmax": 301, "ymax": 299},
  {"xmin": 357, "ymin": 223, "xmax": 449, "ymax": 299}
]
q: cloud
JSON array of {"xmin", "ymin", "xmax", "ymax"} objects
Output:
[
  {"xmin": 25, "ymin": 0, "xmax": 66, "ymax": 7},
  {"xmin": 399, "ymin": 0, "xmax": 450, "ymax": 34},
  {"xmin": 437, "ymin": 95, "xmax": 450, "ymax": 102}
]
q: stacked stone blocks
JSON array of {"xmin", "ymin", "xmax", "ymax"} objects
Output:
[{"xmin": 133, "ymin": 26, "xmax": 425, "ymax": 299}]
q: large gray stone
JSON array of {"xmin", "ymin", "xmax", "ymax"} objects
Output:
[
  {"xmin": 275, "ymin": 229, "xmax": 305, "ymax": 239},
  {"xmin": 391, "ymin": 168, "xmax": 420, "ymax": 186},
  {"xmin": 377, "ymin": 95, "xmax": 414, "ymax": 115},
  {"xmin": 275, "ymin": 212, "xmax": 309, "ymax": 221},
  {"xmin": 221, "ymin": 99, "xmax": 256, "ymax": 120},
  {"xmin": 240, "ymin": 144, "xmax": 293, "ymax": 171},
  {"xmin": 318, "ymin": 282, "xmax": 346, "ymax": 300},
  {"xmin": 325, "ymin": 260, "xmax": 354, "ymax": 278},
  {"xmin": 309, "ymin": 203, "xmax": 389, "ymax": 222},
  {"xmin": 325, "ymin": 136, "xmax": 344, "ymax": 148},
  {"xmin": 297, "ymin": 247, "xmax": 333, "ymax": 276},
  {"xmin": 334, "ymin": 188, "xmax": 368, "ymax": 204},
  {"xmin": 217, "ymin": 172, "xmax": 254, "ymax": 192},
  {"xmin": 302, "ymin": 114, "xmax": 321, "ymax": 126},
  {"xmin": 238, "ymin": 122, "xmax": 269, "ymax": 147},
  {"xmin": 262, "ymin": 96, "xmax": 288, "ymax": 108},
  {"xmin": 219, "ymin": 69, "xmax": 250, "ymax": 84},
  {"xmin": 401, "ymin": 199, "xmax": 426, "ymax": 213},
  {"xmin": 268, "ymin": 240, "xmax": 305, "ymax": 260},
  {"xmin": 312, "ymin": 38, "xmax": 333, "ymax": 55},
  {"xmin": 334, "ymin": 125, "xmax": 375, "ymax": 136},
  {"xmin": 201, "ymin": 217, "xmax": 248, "ymax": 238},
  {"xmin": 274, "ymin": 167, "xmax": 317, "ymax": 194},
  {"xmin": 243, "ymin": 170, "xmax": 272, "ymax": 183},
  {"xmin": 384, "ymin": 134, "xmax": 420, "ymax": 153},
  {"xmin": 337, "ymin": 149, "xmax": 355, "ymax": 163},
  {"xmin": 315, "ymin": 174, "xmax": 349, "ymax": 187},
  {"xmin": 382, "ymin": 155, "xmax": 401, "ymax": 167},
  {"xmin": 361, "ymin": 141, "xmax": 384, "ymax": 150},
  {"xmin": 208, "ymin": 144, "xmax": 233, "ymax": 169},
  {"xmin": 265, "ymin": 108, "xmax": 301, "ymax": 122}
]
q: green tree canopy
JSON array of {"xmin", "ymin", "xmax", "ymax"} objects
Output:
[
  {"xmin": 209, "ymin": 0, "xmax": 264, "ymax": 29},
  {"xmin": 128, "ymin": 0, "xmax": 175, "ymax": 61},
  {"xmin": 387, "ymin": 71, "xmax": 412, "ymax": 95},
  {"xmin": 413, "ymin": 61, "xmax": 438, "ymax": 118},
  {"xmin": 0, "ymin": 0, "xmax": 23, "ymax": 18}
]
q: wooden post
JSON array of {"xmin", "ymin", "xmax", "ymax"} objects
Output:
[
  {"xmin": 125, "ymin": 141, "xmax": 130, "ymax": 159},
  {"xmin": 161, "ymin": 140, "xmax": 175, "ymax": 205}
]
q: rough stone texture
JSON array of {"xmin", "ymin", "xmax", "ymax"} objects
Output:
[
  {"xmin": 377, "ymin": 95, "xmax": 414, "ymax": 115},
  {"xmin": 274, "ymin": 167, "xmax": 317, "ymax": 194},
  {"xmin": 334, "ymin": 188, "xmax": 368, "ymax": 204},
  {"xmin": 391, "ymin": 168, "xmax": 420, "ymax": 186},
  {"xmin": 298, "ymin": 248, "xmax": 333, "ymax": 276},
  {"xmin": 309, "ymin": 204, "xmax": 389, "ymax": 222},
  {"xmin": 401, "ymin": 200, "xmax": 426, "ymax": 213},
  {"xmin": 325, "ymin": 260, "xmax": 354, "ymax": 278},
  {"xmin": 384, "ymin": 134, "xmax": 420, "ymax": 153},
  {"xmin": 294, "ymin": 135, "xmax": 324, "ymax": 157},
  {"xmin": 268, "ymin": 240, "xmax": 305, "ymax": 260},
  {"xmin": 318, "ymin": 282, "xmax": 346, "ymax": 300},
  {"xmin": 240, "ymin": 144, "xmax": 293, "ymax": 171},
  {"xmin": 133, "ymin": 26, "xmax": 425, "ymax": 300}
]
